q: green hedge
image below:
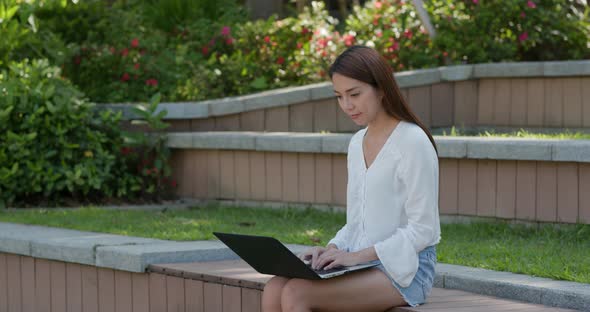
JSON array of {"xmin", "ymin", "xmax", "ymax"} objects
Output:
[{"xmin": 0, "ymin": 59, "xmax": 173, "ymax": 208}]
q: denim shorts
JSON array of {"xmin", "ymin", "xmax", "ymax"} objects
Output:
[{"xmin": 374, "ymin": 245, "xmax": 437, "ymax": 307}]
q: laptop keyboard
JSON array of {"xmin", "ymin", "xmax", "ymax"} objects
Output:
[{"xmin": 308, "ymin": 265, "xmax": 344, "ymax": 275}]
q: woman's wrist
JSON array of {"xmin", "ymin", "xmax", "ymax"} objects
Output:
[
  {"xmin": 326, "ymin": 243, "xmax": 339, "ymax": 250},
  {"xmin": 353, "ymin": 247, "xmax": 379, "ymax": 263}
]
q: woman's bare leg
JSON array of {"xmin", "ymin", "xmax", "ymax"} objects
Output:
[
  {"xmin": 280, "ymin": 268, "xmax": 407, "ymax": 312},
  {"xmin": 262, "ymin": 276, "xmax": 290, "ymax": 312}
]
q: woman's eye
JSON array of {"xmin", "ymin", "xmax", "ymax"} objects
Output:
[{"xmin": 351, "ymin": 93, "xmax": 359, "ymax": 97}]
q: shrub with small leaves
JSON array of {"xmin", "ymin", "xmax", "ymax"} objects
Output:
[
  {"xmin": 425, "ymin": 0, "xmax": 590, "ymax": 63},
  {"xmin": 0, "ymin": 59, "xmax": 174, "ymax": 208}
]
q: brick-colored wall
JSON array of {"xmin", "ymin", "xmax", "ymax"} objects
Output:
[
  {"xmin": 0, "ymin": 252, "xmax": 262, "ymax": 312},
  {"xmin": 170, "ymin": 150, "xmax": 590, "ymax": 224},
  {"xmin": 123, "ymin": 78, "xmax": 590, "ymax": 133}
]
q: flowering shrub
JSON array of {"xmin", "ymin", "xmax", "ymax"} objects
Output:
[
  {"xmin": 60, "ymin": 5, "xmax": 181, "ymax": 103},
  {"xmin": 346, "ymin": 0, "xmax": 440, "ymax": 71},
  {"xmin": 2, "ymin": 0, "xmax": 589, "ymax": 104},
  {"xmin": 425, "ymin": 0, "xmax": 590, "ymax": 63},
  {"xmin": 176, "ymin": 1, "xmax": 344, "ymax": 100}
]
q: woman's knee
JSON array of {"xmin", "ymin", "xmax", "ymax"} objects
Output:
[
  {"xmin": 262, "ymin": 276, "xmax": 290, "ymax": 312},
  {"xmin": 280, "ymin": 278, "xmax": 314, "ymax": 311}
]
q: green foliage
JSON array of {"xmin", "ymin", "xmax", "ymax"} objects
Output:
[
  {"xmin": 122, "ymin": 93, "xmax": 176, "ymax": 197},
  {"xmin": 33, "ymin": 0, "xmax": 110, "ymax": 44},
  {"xmin": 346, "ymin": 0, "xmax": 440, "ymax": 71},
  {"xmin": 0, "ymin": 0, "xmax": 34, "ymax": 66},
  {"xmin": 425, "ymin": 0, "xmax": 590, "ymax": 63},
  {"xmin": 0, "ymin": 59, "xmax": 126, "ymax": 207},
  {"xmin": 176, "ymin": 1, "xmax": 342, "ymax": 100},
  {"xmin": 139, "ymin": 0, "xmax": 248, "ymax": 34},
  {"xmin": 0, "ymin": 59, "xmax": 175, "ymax": 207},
  {"xmin": 4, "ymin": 0, "xmax": 589, "ymax": 103}
]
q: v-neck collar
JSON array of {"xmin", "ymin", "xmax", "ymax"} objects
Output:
[{"xmin": 361, "ymin": 120, "xmax": 404, "ymax": 172}]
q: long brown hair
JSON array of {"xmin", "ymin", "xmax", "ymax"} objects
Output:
[{"xmin": 328, "ymin": 45, "xmax": 438, "ymax": 156}]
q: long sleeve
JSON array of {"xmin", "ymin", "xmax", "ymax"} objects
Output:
[
  {"xmin": 327, "ymin": 223, "xmax": 350, "ymax": 251},
  {"xmin": 373, "ymin": 137, "xmax": 439, "ymax": 287}
]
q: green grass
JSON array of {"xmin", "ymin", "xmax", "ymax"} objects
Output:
[
  {"xmin": 439, "ymin": 126, "xmax": 590, "ymax": 140},
  {"xmin": 1, "ymin": 205, "xmax": 589, "ymax": 284}
]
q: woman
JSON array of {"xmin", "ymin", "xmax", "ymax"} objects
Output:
[{"xmin": 262, "ymin": 45, "xmax": 441, "ymax": 312}]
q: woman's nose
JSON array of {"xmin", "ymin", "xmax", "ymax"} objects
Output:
[{"xmin": 343, "ymin": 97, "xmax": 354, "ymax": 110}]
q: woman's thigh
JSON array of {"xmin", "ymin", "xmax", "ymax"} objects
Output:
[
  {"xmin": 262, "ymin": 276, "xmax": 290, "ymax": 311},
  {"xmin": 281, "ymin": 268, "xmax": 406, "ymax": 312}
]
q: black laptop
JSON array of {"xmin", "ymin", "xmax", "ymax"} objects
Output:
[{"xmin": 213, "ymin": 232, "xmax": 381, "ymax": 280}]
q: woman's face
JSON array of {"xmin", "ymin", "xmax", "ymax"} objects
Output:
[{"xmin": 332, "ymin": 73, "xmax": 384, "ymax": 126}]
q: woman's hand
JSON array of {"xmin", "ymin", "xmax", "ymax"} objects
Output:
[
  {"xmin": 315, "ymin": 249, "xmax": 361, "ymax": 270},
  {"xmin": 298, "ymin": 245, "xmax": 339, "ymax": 269}
]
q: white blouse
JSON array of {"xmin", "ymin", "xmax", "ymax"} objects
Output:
[{"xmin": 328, "ymin": 120, "xmax": 441, "ymax": 287}]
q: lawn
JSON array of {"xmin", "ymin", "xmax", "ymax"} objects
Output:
[
  {"xmin": 434, "ymin": 126, "xmax": 590, "ymax": 140},
  {"xmin": 0, "ymin": 204, "xmax": 589, "ymax": 284}
]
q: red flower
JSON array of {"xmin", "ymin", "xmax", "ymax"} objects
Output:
[
  {"xmin": 297, "ymin": 42, "xmax": 303, "ymax": 49},
  {"xmin": 443, "ymin": 51, "xmax": 449, "ymax": 57},
  {"xmin": 527, "ymin": 1, "xmax": 536, "ymax": 8},
  {"xmin": 221, "ymin": 26, "xmax": 231, "ymax": 36},
  {"xmin": 472, "ymin": 0, "xmax": 478, "ymax": 4},
  {"xmin": 264, "ymin": 36, "xmax": 271, "ymax": 43},
  {"xmin": 520, "ymin": 11, "xmax": 526, "ymax": 18},
  {"xmin": 374, "ymin": 1, "xmax": 382, "ymax": 8},
  {"xmin": 145, "ymin": 78, "xmax": 158, "ymax": 87},
  {"xmin": 518, "ymin": 31, "xmax": 529, "ymax": 42},
  {"xmin": 131, "ymin": 38, "xmax": 139, "ymax": 48},
  {"xmin": 120, "ymin": 73, "xmax": 130, "ymax": 82},
  {"xmin": 134, "ymin": 63, "xmax": 140, "ymax": 70},
  {"xmin": 403, "ymin": 29, "xmax": 413, "ymax": 39},
  {"xmin": 225, "ymin": 37, "xmax": 234, "ymax": 45},
  {"xmin": 121, "ymin": 48, "xmax": 129, "ymax": 57},
  {"xmin": 202, "ymin": 46, "xmax": 209, "ymax": 55},
  {"xmin": 343, "ymin": 34, "xmax": 355, "ymax": 47},
  {"xmin": 276, "ymin": 57, "xmax": 285, "ymax": 65},
  {"xmin": 301, "ymin": 27, "xmax": 309, "ymax": 35}
]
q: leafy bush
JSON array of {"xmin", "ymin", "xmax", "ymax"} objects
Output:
[
  {"xmin": 122, "ymin": 93, "xmax": 176, "ymax": 197},
  {"xmin": 346, "ymin": 0, "xmax": 440, "ymax": 71},
  {"xmin": 425, "ymin": 0, "xmax": 590, "ymax": 63},
  {"xmin": 176, "ymin": 1, "xmax": 343, "ymax": 100},
  {"xmin": 3, "ymin": 0, "xmax": 590, "ymax": 104},
  {"xmin": 0, "ymin": 59, "xmax": 174, "ymax": 208}
]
